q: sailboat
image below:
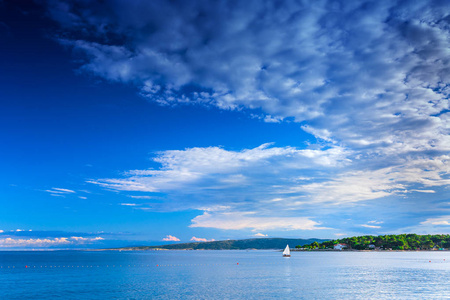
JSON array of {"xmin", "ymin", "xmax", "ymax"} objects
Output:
[{"xmin": 282, "ymin": 244, "xmax": 291, "ymax": 257}]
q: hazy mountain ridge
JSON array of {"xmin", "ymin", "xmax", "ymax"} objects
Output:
[{"xmin": 113, "ymin": 238, "xmax": 327, "ymax": 250}]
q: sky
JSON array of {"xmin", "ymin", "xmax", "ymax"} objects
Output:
[{"xmin": 1, "ymin": 0, "xmax": 450, "ymax": 249}]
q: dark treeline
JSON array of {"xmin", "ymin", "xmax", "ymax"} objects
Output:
[{"xmin": 297, "ymin": 234, "xmax": 450, "ymax": 250}]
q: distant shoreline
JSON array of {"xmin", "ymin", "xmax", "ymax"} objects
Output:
[
  {"xmin": 89, "ymin": 248, "xmax": 450, "ymax": 252},
  {"xmin": 1, "ymin": 248, "xmax": 449, "ymax": 252}
]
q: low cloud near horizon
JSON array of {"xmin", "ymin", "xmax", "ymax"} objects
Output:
[
  {"xmin": 0, "ymin": 236, "xmax": 104, "ymax": 248},
  {"xmin": 190, "ymin": 236, "xmax": 215, "ymax": 242},
  {"xmin": 162, "ymin": 235, "xmax": 180, "ymax": 242},
  {"xmin": 253, "ymin": 233, "xmax": 268, "ymax": 237}
]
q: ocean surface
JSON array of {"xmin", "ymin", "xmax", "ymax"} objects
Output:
[{"xmin": 1, "ymin": 250, "xmax": 450, "ymax": 299}]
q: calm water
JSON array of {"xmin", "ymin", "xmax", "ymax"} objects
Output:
[{"xmin": 1, "ymin": 250, "xmax": 450, "ymax": 299}]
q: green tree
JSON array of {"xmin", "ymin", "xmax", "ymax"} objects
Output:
[
  {"xmin": 311, "ymin": 241, "xmax": 320, "ymax": 249},
  {"xmin": 310, "ymin": 234, "xmax": 450, "ymax": 251}
]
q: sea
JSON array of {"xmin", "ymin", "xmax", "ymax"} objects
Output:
[{"xmin": 1, "ymin": 250, "xmax": 450, "ymax": 299}]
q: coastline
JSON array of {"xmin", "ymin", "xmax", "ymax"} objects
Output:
[{"xmin": 89, "ymin": 248, "xmax": 450, "ymax": 252}]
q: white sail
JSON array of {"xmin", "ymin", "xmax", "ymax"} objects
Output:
[{"xmin": 283, "ymin": 244, "xmax": 290, "ymax": 256}]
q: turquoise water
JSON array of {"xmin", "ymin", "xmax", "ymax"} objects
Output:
[{"xmin": 1, "ymin": 250, "xmax": 450, "ymax": 299}]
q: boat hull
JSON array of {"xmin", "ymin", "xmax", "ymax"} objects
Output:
[{"xmin": 283, "ymin": 255, "xmax": 291, "ymax": 257}]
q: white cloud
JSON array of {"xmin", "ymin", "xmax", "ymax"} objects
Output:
[
  {"xmin": 361, "ymin": 224, "xmax": 381, "ymax": 229},
  {"xmin": 0, "ymin": 238, "xmax": 70, "ymax": 247},
  {"xmin": 420, "ymin": 216, "xmax": 450, "ymax": 226},
  {"xmin": 128, "ymin": 195, "xmax": 153, "ymax": 199},
  {"xmin": 190, "ymin": 211, "xmax": 328, "ymax": 231},
  {"xmin": 45, "ymin": 0, "xmax": 450, "ymax": 155},
  {"xmin": 301, "ymin": 125, "xmax": 336, "ymax": 143},
  {"xmin": 290, "ymin": 156, "xmax": 450, "ymax": 205},
  {"xmin": 52, "ymin": 188, "xmax": 76, "ymax": 193},
  {"xmin": 401, "ymin": 215, "xmax": 450, "ymax": 235},
  {"xmin": 0, "ymin": 236, "xmax": 104, "ymax": 248},
  {"xmin": 162, "ymin": 235, "xmax": 180, "ymax": 242},
  {"xmin": 120, "ymin": 203, "xmax": 138, "ymax": 206},
  {"xmin": 50, "ymin": 194, "xmax": 65, "ymax": 197},
  {"xmin": 190, "ymin": 236, "xmax": 215, "ymax": 242},
  {"xmin": 410, "ymin": 190, "xmax": 436, "ymax": 194},
  {"xmin": 368, "ymin": 220, "xmax": 383, "ymax": 224},
  {"xmin": 0, "ymin": 230, "xmax": 3, "ymax": 233},
  {"xmin": 253, "ymin": 233, "xmax": 268, "ymax": 237},
  {"xmin": 263, "ymin": 115, "xmax": 283, "ymax": 123},
  {"xmin": 69, "ymin": 236, "xmax": 104, "ymax": 242},
  {"xmin": 91, "ymin": 143, "xmax": 349, "ymax": 194},
  {"xmin": 90, "ymin": 144, "xmax": 450, "ymax": 232},
  {"xmin": 45, "ymin": 1, "xmax": 450, "ymax": 159},
  {"xmin": 45, "ymin": 187, "xmax": 77, "ymax": 197},
  {"xmin": 47, "ymin": 0, "xmax": 450, "ymax": 164}
]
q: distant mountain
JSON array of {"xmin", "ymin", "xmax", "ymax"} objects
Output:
[{"xmin": 113, "ymin": 238, "xmax": 328, "ymax": 250}]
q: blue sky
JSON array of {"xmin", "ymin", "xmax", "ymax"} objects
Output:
[{"xmin": 1, "ymin": 0, "xmax": 450, "ymax": 249}]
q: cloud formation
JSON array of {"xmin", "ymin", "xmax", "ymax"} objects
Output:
[
  {"xmin": 253, "ymin": 233, "xmax": 268, "ymax": 237},
  {"xmin": 421, "ymin": 216, "xmax": 450, "ymax": 226},
  {"xmin": 190, "ymin": 236, "xmax": 215, "ymax": 242},
  {"xmin": 90, "ymin": 143, "xmax": 349, "ymax": 195},
  {"xmin": 88, "ymin": 143, "xmax": 450, "ymax": 232},
  {"xmin": 361, "ymin": 224, "xmax": 381, "ymax": 229},
  {"xmin": 190, "ymin": 211, "xmax": 328, "ymax": 231},
  {"xmin": 90, "ymin": 144, "xmax": 348, "ymax": 230},
  {"xmin": 45, "ymin": 187, "xmax": 76, "ymax": 197},
  {"xmin": 0, "ymin": 236, "xmax": 104, "ymax": 248},
  {"xmin": 162, "ymin": 235, "xmax": 180, "ymax": 242},
  {"xmin": 45, "ymin": 0, "xmax": 450, "ymax": 153},
  {"xmin": 44, "ymin": 0, "xmax": 450, "ymax": 233}
]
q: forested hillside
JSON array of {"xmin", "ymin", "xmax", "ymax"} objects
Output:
[
  {"xmin": 298, "ymin": 234, "xmax": 450, "ymax": 250},
  {"xmin": 115, "ymin": 238, "xmax": 326, "ymax": 250}
]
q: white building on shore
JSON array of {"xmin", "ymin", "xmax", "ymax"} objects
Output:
[{"xmin": 334, "ymin": 243, "xmax": 348, "ymax": 250}]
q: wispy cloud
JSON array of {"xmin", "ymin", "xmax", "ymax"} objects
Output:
[
  {"xmin": 397, "ymin": 214, "xmax": 450, "ymax": 235},
  {"xmin": 51, "ymin": 188, "xmax": 75, "ymax": 193},
  {"xmin": 368, "ymin": 221, "xmax": 383, "ymax": 224},
  {"xmin": 128, "ymin": 195, "xmax": 153, "ymax": 199},
  {"xmin": 421, "ymin": 216, "xmax": 450, "ymax": 226},
  {"xmin": 162, "ymin": 235, "xmax": 180, "ymax": 242},
  {"xmin": 361, "ymin": 224, "xmax": 381, "ymax": 229},
  {"xmin": 68, "ymin": 236, "xmax": 104, "ymax": 242},
  {"xmin": 45, "ymin": 187, "xmax": 77, "ymax": 197},
  {"xmin": 410, "ymin": 190, "xmax": 436, "ymax": 194}
]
